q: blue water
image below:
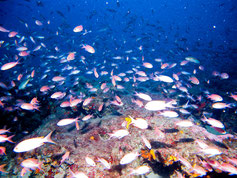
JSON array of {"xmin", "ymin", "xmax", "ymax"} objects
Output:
[{"xmin": 0, "ymin": 0, "xmax": 237, "ymax": 177}]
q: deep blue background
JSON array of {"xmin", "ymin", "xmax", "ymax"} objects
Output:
[{"xmin": 0, "ymin": 0, "xmax": 236, "ymax": 75}]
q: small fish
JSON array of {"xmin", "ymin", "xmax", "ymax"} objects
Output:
[
  {"xmin": 0, "ymin": 164, "xmax": 8, "ymax": 173},
  {"xmin": 230, "ymin": 94, "xmax": 237, "ymax": 101},
  {"xmin": 120, "ymin": 151, "xmax": 140, "ymax": 165},
  {"xmin": 141, "ymin": 136, "xmax": 151, "ymax": 149},
  {"xmin": 143, "ymin": 62, "xmax": 153, "ymax": 68},
  {"xmin": 175, "ymin": 120, "xmax": 194, "ymax": 127},
  {"xmin": 70, "ymin": 98, "xmax": 82, "ymax": 107},
  {"xmin": 129, "ymin": 165, "xmax": 151, "ymax": 175},
  {"xmin": 0, "ymin": 135, "xmax": 14, "ymax": 143},
  {"xmin": 0, "ymin": 146, "xmax": 6, "ymax": 155},
  {"xmin": 60, "ymin": 151, "xmax": 70, "ymax": 164},
  {"xmin": 207, "ymin": 94, "xmax": 223, "ymax": 102},
  {"xmin": 199, "ymin": 146, "xmax": 222, "ymax": 157},
  {"xmin": 1, "ymin": 61, "xmax": 19, "ymax": 70},
  {"xmin": 98, "ymin": 158, "xmax": 111, "ymax": 169},
  {"xmin": 19, "ymin": 78, "xmax": 31, "ymax": 90},
  {"xmin": 108, "ymin": 129, "xmax": 129, "ymax": 139},
  {"xmin": 85, "ymin": 156, "xmax": 96, "ymax": 167},
  {"xmin": 155, "ymin": 75, "xmax": 174, "ymax": 83},
  {"xmin": 21, "ymin": 158, "xmax": 42, "ymax": 170},
  {"xmin": 185, "ymin": 56, "xmax": 200, "ymax": 64},
  {"xmin": 82, "ymin": 114, "xmax": 93, "ymax": 121},
  {"xmin": 145, "ymin": 100, "xmax": 174, "ymax": 111},
  {"xmin": 50, "ymin": 92, "xmax": 66, "ymax": 99},
  {"xmin": 212, "ymin": 102, "xmax": 231, "ymax": 109},
  {"xmin": 82, "ymin": 44, "xmax": 95, "ymax": 53},
  {"xmin": 73, "ymin": 25, "xmax": 83, "ymax": 32},
  {"xmin": 158, "ymin": 110, "xmax": 179, "ymax": 118},
  {"xmin": 69, "ymin": 169, "xmax": 88, "ymax": 178},
  {"xmin": 8, "ymin": 31, "xmax": 18, "ymax": 38},
  {"xmin": 100, "ymin": 83, "xmax": 107, "ymax": 90},
  {"xmin": 35, "ymin": 20, "xmax": 43, "ymax": 26},
  {"xmin": 135, "ymin": 92, "xmax": 152, "ymax": 101},
  {"xmin": 52, "ymin": 76, "xmax": 65, "ymax": 82},
  {"xmin": 201, "ymin": 115, "xmax": 225, "ymax": 128},
  {"xmin": 129, "ymin": 116, "xmax": 148, "ymax": 129},
  {"xmin": 220, "ymin": 163, "xmax": 237, "ymax": 175},
  {"xmin": 13, "ymin": 131, "xmax": 56, "ymax": 153},
  {"xmin": 67, "ymin": 52, "xmax": 75, "ymax": 61},
  {"xmin": 93, "ymin": 68, "xmax": 99, "ymax": 78},
  {"xmin": 220, "ymin": 73, "xmax": 229, "ymax": 79},
  {"xmin": 189, "ymin": 76, "xmax": 199, "ymax": 85},
  {"xmin": 0, "ymin": 26, "xmax": 10, "ymax": 32},
  {"xmin": 83, "ymin": 97, "xmax": 92, "ymax": 106},
  {"xmin": 161, "ymin": 63, "xmax": 169, "ymax": 69},
  {"xmin": 190, "ymin": 165, "xmax": 207, "ymax": 176},
  {"xmin": 20, "ymin": 103, "xmax": 39, "ymax": 111},
  {"xmin": 40, "ymin": 86, "xmax": 50, "ymax": 93},
  {"xmin": 57, "ymin": 117, "xmax": 79, "ymax": 126}
]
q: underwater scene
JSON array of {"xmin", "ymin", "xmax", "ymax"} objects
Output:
[{"xmin": 0, "ymin": 0, "xmax": 237, "ymax": 177}]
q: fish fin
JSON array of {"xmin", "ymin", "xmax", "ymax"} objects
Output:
[
  {"xmin": 44, "ymin": 131, "xmax": 56, "ymax": 144},
  {"xmin": 8, "ymin": 135, "xmax": 15, "ymax": 143}
]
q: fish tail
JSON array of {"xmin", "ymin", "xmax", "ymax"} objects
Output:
[
  {"xmin": 44, "ymin": 131, "xmax": 56, "ymax": 144},
  {"xmin": 7, "ymin": 135, "xmax": 15, "ymax": 143}
]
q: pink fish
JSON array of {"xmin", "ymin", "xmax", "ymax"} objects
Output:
[
  {"xmin": 189, "ymin": 76, "xmax": 199, "ymax": 85},
  {"xmin": 100, "ymin": 83, "xmax": 107, "ymax": 90},
  {"xmin": 40, "ymin": 86, "xmax": 50, "ymax": 93},
  {"xmin": 180, "ymin": 60, "xmax": 189, "ymax": 66},
  {"xmin": 0, "ymin": 135, "xmax": 14, "ymax": 143},
  {"xmin": 1, "ymin": 61, "xmax": 19, "ymax": 70},
  {"xmin": 70, "ymin": 98, "xmax": 82, "ymax": 107},
  {"xmin": 115, "ymin": 95, "xmax": 122, "ymax": 103},
  {"xmin": 131, "ymin": 99, "xmax": 143, "ymax": 108},
  {"xmin": 98, "ymin": 103, "xmax": 104, "ymax": 112},
  {"xmin": 0, "ymin": 164, "xmax": 7, "ymax": 173},
  {"xmin": 230, "ymin": 94, "xmax": 237, "ymax": 101},
  {"xmin": 21, "ymin": 158, "xmax": 42, "ymax": 170},
  {"xmin": 19, "ymin": 51, "xmax": 30, "ymax": 57},
  {"xmin": 82, "ymin": 44, "xmax": 95, "ymax": 53},
  {"xmin": 35, "ymin": 20, "xmax": 43, "ymax": 26},
  {"xmin": 8, "ymin": 31, "xmax": 18, "ymax": 38},
  {"xmin": 20, "ymin": 103, "xmax": 39, "ymax": 111},
  {"xmin": 212, "ymin": 102, "xmax": 231, "ymax": 109},
  {"xmin": 60, "ymin": 151, "xmax": 70, "ymax": 164},
  {"xmin": 52, "ymin": 76, "xmax": 65, "ymax": 82},
  {"xmin": 67, "ymin": 52, "xmax": 75, "ymax": 61},
  {"xmin": 220, "ymin": 163, "xmax": 237, "ymax": 175},
  {"xmin": 83, "ymin": 97, "xmax": 92, "ymax": 106},
  {"xmin": 50, "ymin": 92, "xmax": 66, "ymax": 99},
  {"xmin": 0, "ymin": 26, "xmax": 9, "ymax": 32},
  {"xmin": 207, "ymin": 94, "xmax": 223, "ymax": 102},
  {"xmin": 82, "ymin": 114, "xmax": 93, "ymax": 121},
  {"xmin": 103, "ymin": 87, "xmax": 109, "ymax": 93},
  {"xmin": 94, "ymin": 68, "xmax": 99, "ymax": 78},
  {"xmin": 60, "ymin": 101, "xmax": 70, "ymax": 108},
  {"xmin": 0, "ymin": 146, "xmax": 6, "ymax": 155},
  {"xmin": 73, "ymin": 25, "xmax": 83, "ymax": 32},
  {"xmin": 143, "ymin": 62, "xmax": 153, "ymax": 68}
]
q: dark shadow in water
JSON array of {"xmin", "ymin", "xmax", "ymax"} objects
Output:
[
  {"xmin": 163, "ymin": 128, "xmax": 179, "ymax": 133},
  {"xmin": 110, "ymin": 164, "xmax": 126, "ymax": 176},
  {"xmin": 67, "ymin": 125, "xmax": 76, "ymax": 132},
  {"xmin": 143, "ymin": 159, "xmax": 182, "ymax": 178},
  {"xmin": 175, "ymin": 138, "xmax": 195, "ymax": 143},
  {"xmin": 79, "ymin": 122, "xmax": 91, "ymax": 134},
  {"xmin": 211, "ymin": 140, "xmax": 229, "ymax": 149},
  {"xmin": 150, "ymin": 141, "xmax": 174, "ymax": 149}
]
